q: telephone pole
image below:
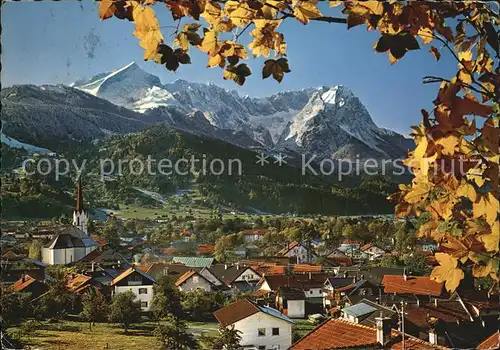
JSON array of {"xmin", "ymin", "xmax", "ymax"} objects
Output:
[{"xmin": 399, "ymin": 300, "xmax": 407, "ymax": 350}]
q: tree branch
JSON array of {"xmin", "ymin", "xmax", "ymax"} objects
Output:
[{"xmin": 311, "ymin": 16, "xmax": 347, "ymax": 24}]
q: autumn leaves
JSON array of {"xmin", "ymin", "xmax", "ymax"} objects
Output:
[
  {"xmin": 99, "ymin": 0, "xmax": 328, "ymax": 85},
  {"xmin": 385, "ymin": 2, "xmax": 499, "ymax": 291}
]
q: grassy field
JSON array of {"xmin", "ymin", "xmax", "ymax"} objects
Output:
[{"xmin": 7, "ymin": 320, "xmax": 219, "ymax": 350}]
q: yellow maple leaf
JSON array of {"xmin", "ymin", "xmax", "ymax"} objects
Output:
[
  {"xmin": 293, "ymin": 0, "xmax": 322, "ymax": 25},
  {"xmin": 201, "ymin": 1, "xmax": 221, "ymax": 25},
  {"xmin": 248, "ymin": 22, "xmax": 281, "ymax": 57},
  {"xmin": 480, "ymin": 220, "xmax": 499, "ymax": 252},
  {"xmin": 436, "ymin": 134, "xmax": 459, "ymax": 156},
  {"xmin": 473, "ymin": 193, "xmax": 500, "ymax": 226},
  {"xmin": 225, "ymin": 1, "xmax": 256, "ymax": 27},
  {"xmin": 261, "ymin": 0, "xmax": 287, "ymax": 19},
  {"xmin": 431, "ymin": 252, "xmax": 464, "ymax": 292},
  {"xmin": 329, "ymin": 1, "xmax": 342, "ymax": 7},
  {"xmin": 458, "ymin": 50, "xmax": 473, "ymax": 62},
  {"xmin": 199, "ymin": 29, "xmax": 220, "ymax": 56},
  {"xmin": 418, "ymin": 28, "xmax": 434, "ymax": 44},
  {"xmin": 404, "ymin": 181, "xmax": 432, "ymax": 204},
  {"xmin": 457, "ymin": 182, "xmax": 477, "ymax": 202},
  {"xmin": 207, "ymin": 54, "xmax": 225, "ymax": 68},
  {"xmin": 133, "ymin": 5, "xmax": 160, "ymax": 37}
]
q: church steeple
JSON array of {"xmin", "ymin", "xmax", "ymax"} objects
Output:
[
  {"xmin": 76, "ymin": 178, "xmax": 84, "ymax": 212},
  {"xmin": 73, "ymin": 177, "xmax": 89, "ymax": 235}
]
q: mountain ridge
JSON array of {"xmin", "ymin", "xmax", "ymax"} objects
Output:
[
  {"xmin": 71, "ymin": 62, "xmax": 413, "ymax": 160},
  {"xmin": 3, "ymin": 62, "xmax": 413, "ymax": 160}
]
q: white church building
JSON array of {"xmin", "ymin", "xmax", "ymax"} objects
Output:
[{"xmin": 42, "ymin": 180, "xmax": 99, "ymax": 265}]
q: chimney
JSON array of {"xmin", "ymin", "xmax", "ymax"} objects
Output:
[
  {"xmin": 429, "ymin": 328, "xmax": 438, "ymax": 345},
  {"xmin": 224, "ymin": 264, "xmax": 228, "ymax": 270},
  {"xmin": 434, "ymin": 298, "xmax": 438, "ymax": 307},
  {"xmin": 21, "ymin": 275, "xmax": 26, "ymax": 283},
  {"xmin": 375, "ymin": 315, "xmax": 392, "ymax": 346},
  {"xmin": 92, "ymin": 261, "xmax": 95, "ymax": 272},
  {"xmin": 236, "ymin": 263, "xmax": 240, "ymax": 270},
  {"xmin": 416, "ymin": 298, "xmax": 420, "ymax": 307},
  {"xmin": 403, "ymin": 268, "xmax": 408, "ymax": 281}
]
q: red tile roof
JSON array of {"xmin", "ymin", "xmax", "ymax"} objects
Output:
[
  {"xmin": 10, "ymin": 274, "xmax": 37, "ymax": 292},
  {"xmin": 478, "ymin": 331, "xmax": 500, "ymax": 350},
  {"xmin": 290, "ymin": 318, "xmax": 448, "ymax": 350},
  {"xmin": 213, "ymin": 298, "xmax": 260, "ymax": 327},
  {"xmin": 360, "ymin": 243, "xmax": 384, "ymax": 252},
  {"xmin": 175, "ymin": 270, "xmax": 197, "ymax": 287},
  {"xmin": 293, "ymin": 264, "xmax": 322, "ymax": 273},
  {"xmin": 66, "ymin": 274, "xmax": 92, "ymax": 293},
  {"xmin": 404, "ymin": 301, "xmax": 472, "ymax": 328},
  {"xmin": 242, "ymin": 229, "xmax": 269, "ymax": 236},
  {"xmin": 327, "ymin": 256, "xmax": 353, "ymax": 267},
  {"xmin": 342, "ymin": 240, "xmax": 362, "ymax": 245},
  {"xmin": 251, "ymin": 264, "xmax": 286, "ymax": 276},
  {"xmin": 382, "ymin": 275, "xmax": 444, "ymax": 297},
  {"xmin": 136, "ymin": 263, "xmax": 154, "ymax": 273},
  {"xmin": 111, "ymin": 266, "xmax": 156, "ymax": 286},
  {"xmin": 163, "ymin": 248, "xmax": 177, "ymax": 255},
  {"xmin": 360, "ymin": 243, "xmax": 374, "ymax": 251},
  {"xmin": 197, "ymin": 244, "xmax": 215, "ymax": 255}
]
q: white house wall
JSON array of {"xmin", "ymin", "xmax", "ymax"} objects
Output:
[
  {"xmin": 234, "ymin": 268, "xmax": 261, "ymax": 283},
  {"xmin": 42, "ymin": 247, "xmax": 87, "ymax": 265},
  {"xmin": 287, "ymin": 300, "xmax": 305, "ymax": 318},
  {"xmin": 114, "ymin": 285, "xmax": 154, "ymax": 311},
  {"xmin": 231, "ymin": 311, "xmax": 293, "ymax": 350},
  {"xmin": 179, "ymin": 276, "xmax": 213, "ymax": 292}
]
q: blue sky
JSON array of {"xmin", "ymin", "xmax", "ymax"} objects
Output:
[{"xmin": 2, "ymin": 1, "xmax": 458, "ymax": 134}]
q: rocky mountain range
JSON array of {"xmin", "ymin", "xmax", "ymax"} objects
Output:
[{"xmin": 2, "ymin": 62, "xmax": 413, "ymax": 160}]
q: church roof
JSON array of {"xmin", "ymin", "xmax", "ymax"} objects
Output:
[
  {"xmin": 44, "ymin": 226, "xmax": 98, "ymax": 249},
  {"xmin": 45, "ymin": 233, "xmax": 85, "ymax": 249}
]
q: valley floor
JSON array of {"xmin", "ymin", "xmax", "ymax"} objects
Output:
[{"xmin": 8, "ymin": 320, "xmax": 219, "ymax": 350}]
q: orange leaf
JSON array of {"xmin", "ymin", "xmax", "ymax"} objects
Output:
[
  {"xmin": 99, "ymin": 0, "xmax": 116, "ymax": 20},
  {"xmin": 454, "ymin": 97, "xmax": 493, "ymax": 117}
]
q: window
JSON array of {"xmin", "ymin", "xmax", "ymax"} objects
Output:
[
  {"xmin": 193, "ymin": 276, "xmax": 199, "ymax": 283},
  {"xmin": 128, "ymin": 274, "xmax": 142, "ymax": 285},
  {"xmin": 258, "ymin": 346, "xmax": 266, "ymax": 350},
  {"xmin": 130, "ymin": 274, "xmax": 141, "ymax": 282},
  {"xmin": 258, "ymin": 328, "xmax": 266, "ymax": 337},
  {"xmin": 141, "ymin": 301, "xmax": 148, "ymax": 308},
  {"xmin": 139, "ymin": 288, "xmax": 148, "ymax": 294},
  {"xmin": 310, "ymin": 290, "xmax": 313, "ymax": 294},
  {"xmin": 272, "ymin": 327, "xmax": 279, "ymax": 336}
]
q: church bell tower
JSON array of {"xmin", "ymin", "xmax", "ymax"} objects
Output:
[{"xmin": 72, "ymin": 178, "xmax": 89, "ymax": 235}]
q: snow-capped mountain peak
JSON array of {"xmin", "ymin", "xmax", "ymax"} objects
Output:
[
  {"xmin": 69, "ymin": 64, "xmax": 412, "ymax": 159},
  {"xmin": 72, "ymin": 62, "xmax": 161, "ymax": 108}
]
